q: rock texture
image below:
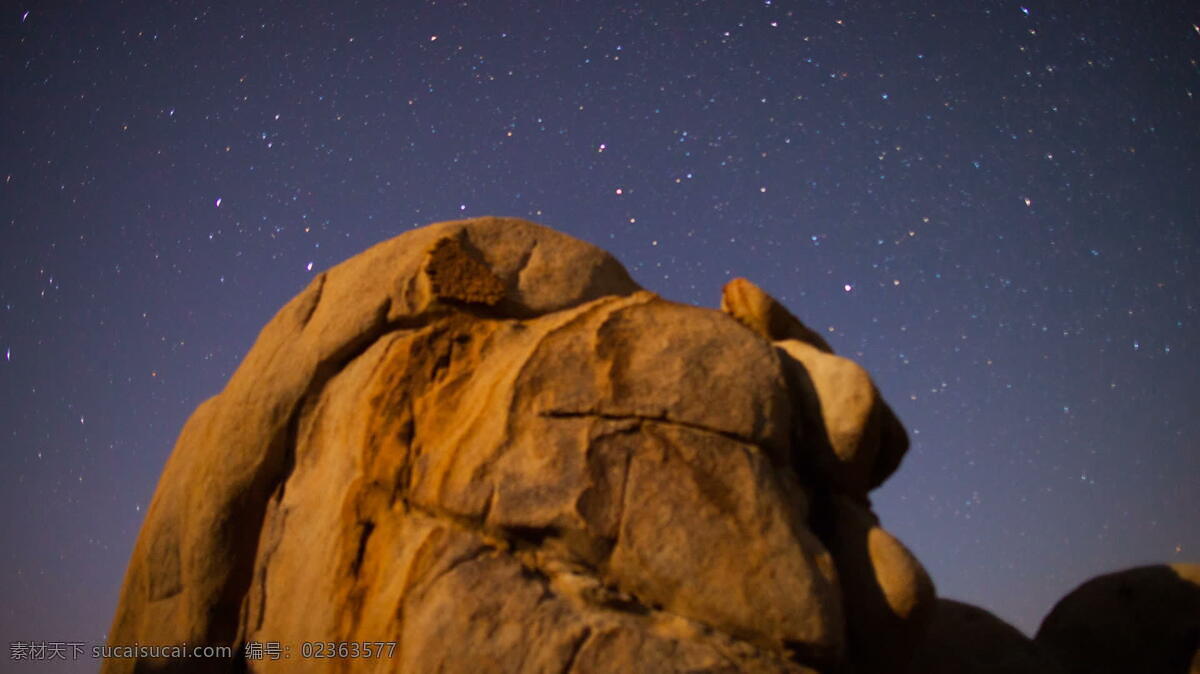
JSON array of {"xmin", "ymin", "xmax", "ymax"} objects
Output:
[
  {"xmin": 110, "ymin": 217, "xmax": 1197, "ymax": 674},
  {"xmin": 105, "ymin": 215, "xmax": 1200, "ymax": 671},
  {"xmin": 1034, "ymin": 564, "xmax": 1200, "ymax": 674},
  {"xmin": 106, "ymin": 217, "xmax": 938, "ymax": 673}
]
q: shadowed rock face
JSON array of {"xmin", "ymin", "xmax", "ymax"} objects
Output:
[
  {"xmin": 1034, "ymin": 564, "xmax": 1200, "ymax": 674},
  {"xmin": 908, "ymin": 599, "xmax": 1066, "ymax": 674},
  {"xmin": 105, "ymin": 217, "xmax": 932, "ymax": 673}
]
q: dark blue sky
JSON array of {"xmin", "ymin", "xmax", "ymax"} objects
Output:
[{"xmin": 2, "ymin": 0, "xmax": 1197, "ymax": 668}]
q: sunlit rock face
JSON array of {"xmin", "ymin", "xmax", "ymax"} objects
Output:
[{"xmin": 105, "ymin": 217, "xmax": 935, "ymax": 674}]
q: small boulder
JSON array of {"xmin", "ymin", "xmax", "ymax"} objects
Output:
[
  {"xmin": 720, "ymin": 277, "xmax": 834, "ymax": 352},
  {"xmin": 827, "ymin": 495, "xmax": 936, "ymax": 673},
  {"xmin": 776, "ymin": 339, "xmax": 908, "ymax": 495}
]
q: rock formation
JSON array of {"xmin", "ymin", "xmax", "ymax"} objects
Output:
[
  {"xmin": 908, "ymin": 599, "xmax": 1066, "ymax": 674},
  {"xmin": 1034, "ymin": 564, "xmax": 1200, "ymax": 674},
  {"xmin": 905, "ymin": 564, "xmax": 1200, "ymax": 674},
  {"xmin": 105, "ymin": 217, "xmax": 1198, "ymax": 673},
  {"xmin": 104, "ymin": 217, "xmax": 931, "ymax": 672}
]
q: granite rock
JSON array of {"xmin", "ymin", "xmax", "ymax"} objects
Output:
[{"xmin": 105, "ymin": 218, "xmax": 936, "ymax": 673}]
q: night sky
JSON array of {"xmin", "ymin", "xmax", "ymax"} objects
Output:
[{"xmin": 3, "ymin": 0, "xmax": 1198, "ymax": 667}]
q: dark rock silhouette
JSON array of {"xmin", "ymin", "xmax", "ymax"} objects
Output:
[{"xmin": 1034, "ymin": 564, "xmax": 1200, "ymax": 674}]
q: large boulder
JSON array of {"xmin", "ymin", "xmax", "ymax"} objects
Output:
[
  {"xmin": 908, "ymin": 599, "xmax": 1065, "ymax": 674},
  {"xmin": 1034, "ymin": 563, "xmax": 1200, "ymax": 674},
  {"xmin": 105, "ymin": 217, "xmax": 931, "ymax": 673}
]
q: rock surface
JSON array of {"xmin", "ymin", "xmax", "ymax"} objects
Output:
[
  {"xmin": 908, "ymin": 599, "xmax": 1065, "ymax": 674},
  {"xmin": 108, "ymin": 217, "xmax": 1194, "ymax": 673},
  {"xmin": 107, "ymin": 217, "xmax": 938, "ymax": 673},
  {"xmin": 1034, "ymin": 563, "xmax": 1200, "ymax": 674}
]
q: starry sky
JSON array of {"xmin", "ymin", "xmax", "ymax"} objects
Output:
[{"xmin": 2, "ymin": 0, "xmax": 1198, "ymax": 667}]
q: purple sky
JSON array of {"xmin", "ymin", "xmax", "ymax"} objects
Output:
[{"xmin": 2, "ymin": 1, "xmax": 1198, "ymax": 670}]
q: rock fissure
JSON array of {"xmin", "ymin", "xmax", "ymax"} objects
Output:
[
  {"xmin": 540, "ymin": 409, "xmax": 766, "ymax": 453},
  {"xmin": 513, "ymin": 237, "xmax": 538, "ymax": 284},
  {"xmin": 297, "ymin": 271, "xmax": 327, "ymax": 329},
  {"xmin": 349, "ymin": 520, "xmax": 375, "ymax": 578},
  {"xmin": 394, "ymin": 497, "xmax": 822, "ymax": 665},
  {"xmin": 559, "ymin": 626, "xmax": 592, "ymax": 674}
]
